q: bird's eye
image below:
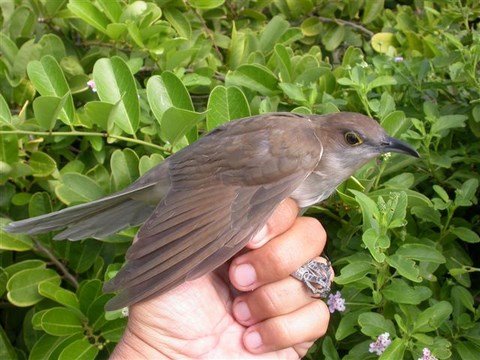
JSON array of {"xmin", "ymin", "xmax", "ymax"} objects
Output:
[{"xmin": 344, "ymin": 132, "xmax": 363, "ymax": 146}]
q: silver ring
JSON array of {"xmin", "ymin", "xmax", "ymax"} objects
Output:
[{"xmin": 291, "ymin": 257, "xmax": 332, "ymax": 298}]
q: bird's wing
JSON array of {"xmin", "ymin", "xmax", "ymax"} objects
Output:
[{"xmin": 104, "ymin": 113, "xmax": 323, "ymax": 309}]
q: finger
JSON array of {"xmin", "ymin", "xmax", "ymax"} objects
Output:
[
  {"xmin": 246, "ymin": 198, "xmax": 299, "ymax": 249},
  {"xmin": 233, "ymin": 257, "xmax": 333, "ymax": 326},
  {"xmin": 230, "ymin": 217, "xmax": 326, "ymax": 291},
  {"xmin": 242, "ymin": 300, "xmax": 330, "ymax": 354}
]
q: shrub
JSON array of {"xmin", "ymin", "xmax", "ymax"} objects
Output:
[{"xmin": 0, "ymin": 1, "xmax": 478, "ymax": 359}]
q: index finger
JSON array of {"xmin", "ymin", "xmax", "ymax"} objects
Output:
[{"xmin": 246, "ymin": 198, "xmax": 299, "ymax": 249}]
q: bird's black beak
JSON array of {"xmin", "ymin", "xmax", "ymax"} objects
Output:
[{"xmin": 381, "ymin": 136, "xmax": 420, "ymax": 158}]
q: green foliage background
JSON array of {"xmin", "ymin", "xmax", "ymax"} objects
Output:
[{"xmin": 0, "ymin": 0, "xmax": 479, "ymax": 359}]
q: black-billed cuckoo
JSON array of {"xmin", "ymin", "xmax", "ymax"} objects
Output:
[{"xmin": 4, "ymin": 112, "xmax": 420, "ymax": 310}]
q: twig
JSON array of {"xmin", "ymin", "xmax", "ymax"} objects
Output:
[
  {"xmin": 317, "ymin": 16, "xmax": 374, "ymax": 38},
  {"xmin": 33, "ymin": 239, "xmax": 80, "ymax": 289},
  {"xmin": 0, "ymin": 129, "xmax": 170, "ymax": 153}
]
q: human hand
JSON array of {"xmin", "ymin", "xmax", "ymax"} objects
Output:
[{"xmin": 110, "ymin": 198, "xmax": 331, "ymax": 359}]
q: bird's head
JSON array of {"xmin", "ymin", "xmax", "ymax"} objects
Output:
[{"xmin": 311, "ymin": 112, "xmax": 419, "ymax": 180}]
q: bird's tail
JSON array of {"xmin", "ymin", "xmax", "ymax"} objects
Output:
[{"xmin": 4, "ymin": 183, "xmax": 159, "ymax": 240}]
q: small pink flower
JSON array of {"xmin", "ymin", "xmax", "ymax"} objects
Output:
[
  {"xmin": 418, "ymin": 348, "xmax": 438, "ymax": 360},
  {"xmin": 369, "ymin": 332, "xmax": 391, "ymax": 356},
  {"xmin": 327, "ymin": 291, "xmax": 346, "ymax": 313},
  {"xmin": 87, "ymin": 79, "xmax": 97, "ymax": 92}
]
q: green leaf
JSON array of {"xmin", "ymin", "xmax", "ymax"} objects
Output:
[
  {"xmin": 93, "ymin": 57, "xmax": 140, "ymax": 134},
  {"xmin": 321, "ymin": 336, "xmax": 340, "ymax": 359},
  {"xmin": 259, "ymin": 16, "xmax": 290, "ymax": 53},
  {"xmin": 0, "ymin": 218, "xmax": 33, "ymax": 251},
  {"xmin": 336, "ymin": 310, "xmax": 362, "ymax": 341},
  {"xmin": 29, "ymin": 151, "xmax": 57, "ymax": 177},
  {"xmin": 0, "ymin": 132, "xmax": 18, "ymax": 165},
  {"xmin": 431, "ymin": 114, "xmax": 467, "ymax": 134},
  {"xmin": 433, "ymin": 184, "xmax": 450, "ymax": 202},
  {"xmin": 226, "ymin": 64, "xmax": 279, "ymax": 96},
  {"xmin": 274, "ymin": 44, "xmax": 292, "ymax": 83},
  {"xmin": 83, "ymin": 101, "xmax": 114, "ymax": 131},
  {"xmin": 56, "ymin": 173, "xmax": 105, "ymax": 205},
  {"xmin": 69, "ymin": 239, "xmax": 103, "ymax": 273},
  {"xmin": 164, "ymin": 8, "xmax": 192, "ymax": 39},
  {"xmin": 367, "ymin": 75, "xmax": 397, "ymax": 90},
  {"xmin": 455, "ymin": 341, "xmax": 480, "ymax": 359},
  {"xmin": 379, "ymin": 338, "xmax": 406, "ymax": 360},
  {"xmin": 189, "ymin": 0, "xmax": 225, "ymax": 10},
  {"xmin": 6, "ymin": 268, "xmax": 61, "ymax": 306},
  {"xmin": 77, "ymin": 280, "xmax": 103, "ymax": 315},
  {"xmin": 139, "ymin": 154, "xmax": 164, "ymax": 176},
  {"xmin": 0, "ymin": 32, "xmax": 18, "ymax": 70},
  {"xmin": 32, "ymin": 95, "xmax": 66, "ymax": 130},
  {"xmin": 358, "ymin": 312, "xmax": 396, "ymax": 337},
  {"xmin": 58, "ymin": 338, "xmax": 99, "ymax": 360},
  {"xmin": 4, "ymin": 259, "xmax": 46, "ymax": 278},
  {"xmin": 0, "ymin": 94, "xmax": 12, "ymax": 124},
  {"xmin": 87, "ymin": 294, "xmax": 112, "ymax": 330},
  {"xmin": 29, "ymin": 192, "xmax": 53, "ymax": 217},
  {"xmin": 382, "ymin": 279, "xmax": 431, "ymax": 304},
  {"xmin": 27, "ymin": 55, "xmax": 74, "ymax": 125},
  {"xmin": 322, "ymin": 25, "xmax": 345, "ymax": 51},
  {"xmin": 110, "ymin": 148, "xmax": 139, "ymax": 191},
  {"xmin": 279, "ymin": 83, "xmax": 307, "ymax": 102},
  {"xmin": 301, "ymin": 17, "xmax": 322, "ymax": 36},
  {"xmin": 395, "ymin": 243, "xmax": 446, "ymax": 264},
  {"xmin": 363, "ymin": 0, "xmax": 384, "ymax": 24},
  {"xmin": 362, "ymin": 228, "xmax": 387, "ymax": 262},
  {"xmin": 67, "ymin": 0, "xmax": 109, "ymax": 33},
  {"xmin": 147, "ymin": 72, "xmax": 194, "ymax": 125},
  {"xmin": 8, "ymin": 5, "xmax": 35, "ymax": 40},
  {"xmin": 413, "ymin": 301, "xmax": 453, "ymax": 332},
  {"xmin": 100, "ymin": 317, "xmax": 128, "ymax": 341},
  {"xmin": 97, "ymin": 0, "xmax": 122, "ymax": 22},
  {"xmin": 335, "ymin": 261, "xmax": 375, "ymax": 284},
  {"xmin": 38, "ymin": 34, "xmax": 66, "ymax": 61},
  {"xmin": 39, "ymin": 307, "xmax": 83, "ymax": 336},
  {"xmin": 0, "ymin": 324, "xmax": 16, "ymax": 360},
  {"xmin": 161, "ymin": 107, "xmax": 205, "ymax": 146},
  {"xmin": 206, "ymin": 86, "xmax": 250, "ymax": 130},
  {"xmin": 451, "ymin": 286, "xmax": 475, "ymax": 312},
  {"xmin": 455, "ymin": 178, "xmax": 479, "ymax": 206},
  {"xmin": 29, "ymin": 333, "xmax": 83, "ymax": 360},
  {"xmin": 386, "ymin": 254, "xmax": 422, "ymax": 282},
  {"xmin": 450, "ymin": 227, "xmax": 480, "ymax": 243},
  {"xmin": 351, "ymin": 190, "xmax": 380, "ymax": 229},
  {"xmin": 38, "ymin": 282, "xmax": 81, "ymax": 310},
  {"xmin": 371, "ymin": 32, "xmax": 397, "ymax": 53}
]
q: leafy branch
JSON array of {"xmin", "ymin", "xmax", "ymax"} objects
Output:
[{"xmin": 0, "ymin": 129, "xmax": 170, "ymax": 153}]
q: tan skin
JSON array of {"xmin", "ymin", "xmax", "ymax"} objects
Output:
[{"xmin": 111, "ymin": 199, "xmax": 331, "ymax": 359}]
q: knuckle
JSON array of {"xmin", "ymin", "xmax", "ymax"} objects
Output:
[{"xmin": 255, "ymin": 286, "xmax": 284, "ymax": 315}]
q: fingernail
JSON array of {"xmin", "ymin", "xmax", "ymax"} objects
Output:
[
  {"xmin": 245, "ymin": 330, "xmax": 263, "ymax": 350},
  {"xmin": 234, "ymin": 301, "xmax": 251, "ymax": 322},
  {"xmin": 250, "ymin": 225, "xmax": 267, "ymax": 245},
  {"xmin": 234, "ymin": 263, "xmax": 257, "ymax": 287}
]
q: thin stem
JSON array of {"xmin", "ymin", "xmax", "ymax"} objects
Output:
[
  {"xmin": 316, "ymin": 16, "xmax": 374, "ymax": 38},
  {"xmin": 33, "ymin": 239, "xmax": 80, "ymax": 289},
  {"xmin": 0, "ymin": 129, "xmax": 170, "ymax": 152},
  {"xmin": 309, "ymin": 206, "xmax": 349, "ymax": 225}
]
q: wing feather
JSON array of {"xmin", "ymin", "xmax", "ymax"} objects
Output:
[{"xmin": 104, "ymin": 113, "xmax": 324, "ymax": 309}]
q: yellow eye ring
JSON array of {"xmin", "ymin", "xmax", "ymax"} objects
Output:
[{"xmin": 344, "ymin": 132, "xmax": 363, "ymax": 146}]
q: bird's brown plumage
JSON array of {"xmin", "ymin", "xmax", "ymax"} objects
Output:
[{"xmin": 4, "ymin": 112, "xmax": 419, "ymax": 309}]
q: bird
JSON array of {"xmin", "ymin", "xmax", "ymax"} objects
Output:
[{"xmin": 4, "ymin": 112, "xmax": 419, "ymax": 310}]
